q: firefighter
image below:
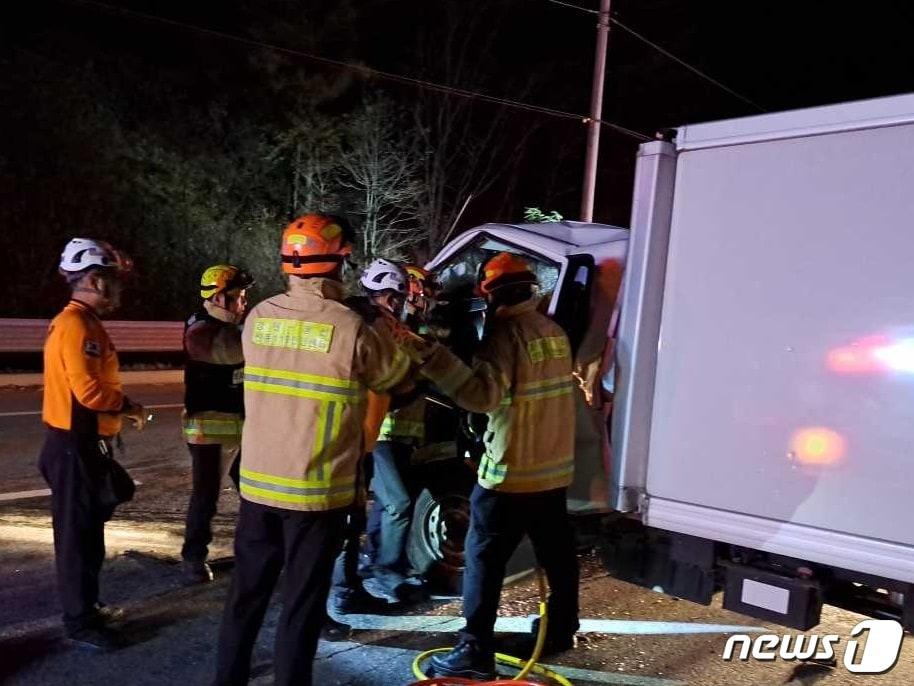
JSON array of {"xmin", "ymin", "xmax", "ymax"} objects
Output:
[
  {"xmin": 214, "ymin": 214, "xmax": 416, "ymax": 686},
  {"xmin": 180, "ymin": 264, "xmax": 254, "ymax": 584},
  {"xmin": 418, "ymin": 252, "xmax": 580, "ymax": 680},
  {"xmin": 403, "ymin": 264, "xmax": 438, "ymax": 335},
  {"xmin": 356, "ymin": 259, "xmax": 429, "ymax": 601},
  {"xmin": 330, "ymin": 259, "xmax": 411, "ymax": 615},
  {"xmin": 40, "ymin": 238, "xmax": 147, "ymax": 650}
]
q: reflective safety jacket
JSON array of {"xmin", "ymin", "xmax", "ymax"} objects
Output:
[
  {"xmin": 42, "ymin": 300, "xmax": 125, "ymax": 437},
  {"xmin": 372, "ymin": 309, "xmax": 426, "ymax": 446},
  {"xmin": 378, "ymin": 396, "xmax": 425, "ymax": 445},
  {"xmin": 419, "ymin": 297, "xmax": 575, "ymax": 493},
  {"xmin": 182, "ymin": 302, "xmax": 245, "ymax": 446},
  {"xmin": 240, "ymin": 277, "xmax": 412, "ymax": 511}
]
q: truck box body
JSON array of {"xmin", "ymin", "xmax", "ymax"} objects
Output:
[{"xmin": 613, "ymin": 93, "xmax": 914, "ymax": 585}]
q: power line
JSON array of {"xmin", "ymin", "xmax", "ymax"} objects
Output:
[
  {"xmin": 541, "ymin": 0, "xmax": 765, "ymax": 112},
  {"xmin": 63, "ymin": 0, "xmax": 652, "ymax": 142},
  {"xmin": 610, "ymin": 16, "xmax": 765, "ymax": 112}
]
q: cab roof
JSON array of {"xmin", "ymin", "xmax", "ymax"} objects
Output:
[{"xmin": 473, "ymin": 221, "xmax": 627, "ymax": 250}]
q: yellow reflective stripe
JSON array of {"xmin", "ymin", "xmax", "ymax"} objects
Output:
[
  {"xmin": 239, "ymin": 467, "xmax": 355, "ymax": 489},
  {"xmin": 380, "ymin": 418, "xmax": 425, "ymax": 439},
  {"xmin": 244, "ymin": 366, "xmax": 364, "ymax": 404},
  {"xmin": 480, "ymin": 454, "xmax": 508, "ymax": 479},
  {"xmin": 183, "ymin": 418, "xmax": 242, "ymax": 436},
  {"xmin": 309, "ymin": 400, "xmax": 344, "ymax": 482},
  {"xmin": 251, "ymin": 318, "xmax": 334, "ymax": 353},
  {"xmin": 517, "ymin": 374, "xmax": 572, "ymax": 391},
  {"xmin": 245, "ymin": 380, "xmax": 363, "ymax": 404},
  {"xmin": 245, "ymin": 366, "xmax": 360, "ymax": 390},
  {"xmin": 371, "ymin": 347, "xmax": 410, "ymax": 392},
  {"xmin": 240, "ymin": 483, "xmax": 354, "ymax": 506},
  {"xmin": 311, "ymin": 401, "xmax": 329, "ymax": 481},
  {"xmin": 240, "ymin": 465, "xmax": 356, "ymax": 506},
  {"xmin": 479, "ymin": 456, "xmax": 573, "ymax": 480},
  {"xmin": 515, "ymin": 375, "xmax": 573, "ymax": 401}
]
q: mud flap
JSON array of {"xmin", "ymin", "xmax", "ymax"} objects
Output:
[{"xmin": 599, "ymin": 520, "xmax": 715, "ymax": 605}]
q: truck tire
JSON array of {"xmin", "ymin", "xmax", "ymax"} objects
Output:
[{"xmin": 407, "ymin": 486, "xmax": 471, "ymax": 595}]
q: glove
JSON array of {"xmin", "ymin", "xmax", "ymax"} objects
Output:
[{"xmin": 122, "ymin": 398, "xmax": 148, "ymax": 431}]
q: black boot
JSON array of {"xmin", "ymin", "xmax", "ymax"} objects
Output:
[
  {"xmin": 427, "ymin": 640, "xmax": 496, "ymax": 680},
  {"xmin": 181, "ymin": 560, "xmax": 214, "ymax": 585},
  {"xmin": 92, "ymin": 602, "xmax": 125, "ymax": 626},
  {"xmin": 330, "ymin": 585, "xmax": 388, "ymax": 615}
]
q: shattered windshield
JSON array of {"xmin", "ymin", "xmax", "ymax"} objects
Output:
[{"xmin": 434, "ymin": 234, "xmax": 561, "ymax": 297}]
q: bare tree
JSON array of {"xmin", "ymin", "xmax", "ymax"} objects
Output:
[
  {"xmin": 411, "ymin": 0, "xmax": 541, "ymax": 259},
  {"xmin": 338, "ymin": 96, "xmax": 423, "ymax": 260},
  {"xmin": 271, "ymin": 112, "xmax": 342, "ymax": 217}
]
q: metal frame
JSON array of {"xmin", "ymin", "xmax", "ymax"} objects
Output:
[{"xmin": 610, "ymin": 141, "xmax": 678, "ymax": 512}]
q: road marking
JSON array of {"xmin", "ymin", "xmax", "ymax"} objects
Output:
[
  {"xmin": 0, "ymin": 481, "xmax": 141, "ymax": 502},
  {"xmin": 0, "ymin": 488, "xmax": 50, "ymax": 502},
  {"xmin": 541, "ymin": 663, "xmax": 687, "ymax": 686},
  {"xmin": 316, "ymin": 641, "xmax": 687, "ymax": 686},
  {"xmin": 0, "ymin": 403, "xmax": 182, "ymax": 418},
  {"xmin": 334, "ymin": 613, "xmax": 766, "ymax": 636}
]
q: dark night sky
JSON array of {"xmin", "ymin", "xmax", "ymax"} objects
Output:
[
  {"xmin": 3, "ymin": 0, "xmax": 914, "ymax": 310},
  {"xmin": 5, "ymin": 0, "xmax": 914, "ymax": 222}
]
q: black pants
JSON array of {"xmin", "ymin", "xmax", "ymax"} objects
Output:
[
  {"xmin": 215, "ymin": 500, "xmax": 345, "ymax": 686},
  {"xmin": 38, "ymin": 428, "xmax": 111, "ymax": 634},
  {"xmin": 332, "ymin": 502, "xmax": 367, "ymax": 591},
  {"xmin": 181, "ymin": 443, "xmax": 240, "ymax": 564},
  {"xmin": 371, "ymin": 441, "xmax": 416, "ymax": 586},
  {"xmin": 461, "ymin": 484, "xmax": 580, "ymax": 650}
]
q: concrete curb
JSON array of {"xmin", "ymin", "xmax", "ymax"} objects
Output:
[{"xmin": 0, "ymin": 369, "xmax": 183, "ymax": 388}]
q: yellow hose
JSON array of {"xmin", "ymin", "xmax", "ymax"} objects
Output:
[{"xmin": 410, "ymin": 569, "xmax": 573, "ymax": 686}]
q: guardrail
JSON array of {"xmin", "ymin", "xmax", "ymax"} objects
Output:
[{"xmin": 0, "ymin": 319, "xmax": 184, "ymax": 353}]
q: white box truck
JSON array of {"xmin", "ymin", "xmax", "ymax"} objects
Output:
[{"xmin": 411, "ymin": 92, "xmax": 914, "ymax": 631}]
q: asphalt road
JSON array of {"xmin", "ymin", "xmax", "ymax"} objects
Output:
[{"xmin": 0, "ymin": 384, "xmax": 910, "ymax": 686}]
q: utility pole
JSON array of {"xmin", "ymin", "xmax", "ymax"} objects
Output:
[{"xmin": 580, "ymin": 0, "xmax": 611, "ymax": 222}]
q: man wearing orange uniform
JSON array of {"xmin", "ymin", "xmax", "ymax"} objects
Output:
[{"xmin": 40, "ymin": 238, "xmax": 147, "ymax": 650}]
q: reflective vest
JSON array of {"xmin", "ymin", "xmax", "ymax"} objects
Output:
[
  {"xmin": 239, "ymin": 277, "xmax": 411, "ymax": 511},
  {"xmin": 182, "ymin": 411, "xmax": 244, "ymax": 446},
  {"xmin": 42, "ymin": 300, "xmax": 125, "ymax": 437},
  {"xmin": 183, "ymin": 304, "xmax": 245, "ymax": 445},
  {"xmin": 378, "ymin": 397, "xmax": 426, "ymax": 444},
  {"xmin": 372, "ymin": 309, "xmax": 426, "ymax": 446},
  {"xmin": 419, "ymin": 297, "xmax": 575, "ymax": 494}
]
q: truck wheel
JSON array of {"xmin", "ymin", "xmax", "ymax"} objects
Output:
[{"xmin": 407, "ymin": 487, "xmax": 470, "ymax": 595}]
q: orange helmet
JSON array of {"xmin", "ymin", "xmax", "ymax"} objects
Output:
[
  {"xmin": 281, "ymin": 214, "xmax": 353, "ymax": 276},
  {"xmin": 478, "ymin": 252, "xmax": 537, "ymax": 295}
]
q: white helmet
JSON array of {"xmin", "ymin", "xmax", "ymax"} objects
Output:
[
  {"xmin": 359, "ymin": 258, "xmax": 408, "ymax": 294},
  {"xmin": 59, "ymin": 238, "xmax": 131, "ymax": 274}
]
